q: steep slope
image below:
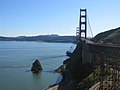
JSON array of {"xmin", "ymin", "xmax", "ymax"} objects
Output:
[
  {"xmin": 93, "ymin": 27, "xmax": 120, "ymax": 44},
  {"xmin": 46, "ymin": 43, "xmax": 93, "ymax": 90}
]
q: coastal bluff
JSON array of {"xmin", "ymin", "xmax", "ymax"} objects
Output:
[
  {"xmin": 46, "ymin": 42, "xmax": 93, "ymax": 90},
  {"xmin": 46, "ymin": 27, "xmax": 120, "ymax": 90}
]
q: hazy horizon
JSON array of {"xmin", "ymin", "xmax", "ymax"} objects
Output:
[{"xmin": 0, "ymin": 34, "xmax": 77, "ymax": 37}]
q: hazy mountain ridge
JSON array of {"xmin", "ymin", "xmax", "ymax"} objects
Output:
[{"xmin": 0, "ymin": 35, "xmax": 76, "ymax": 43}]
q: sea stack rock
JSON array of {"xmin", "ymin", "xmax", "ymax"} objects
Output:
[{"xmin": 31, "ymin": 59, "xmax": 43, "ymax": 73}]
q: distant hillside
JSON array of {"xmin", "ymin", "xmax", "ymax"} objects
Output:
[
  {"xmin": 93, "ymin": 27, "xmax": 120, "ymax": 44},
  {"xmin": 0, "ymin": 35, "xmax": 76, "ymax": 43}
]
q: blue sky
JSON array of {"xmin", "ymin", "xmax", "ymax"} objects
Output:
[{"xmin": 0, "ymin": 0, "xmax": 120, "ymax": 37}]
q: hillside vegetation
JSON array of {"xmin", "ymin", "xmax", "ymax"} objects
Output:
[{"xmin": 93, "ymin": 27, "xmax": 120, "ymax": 44}]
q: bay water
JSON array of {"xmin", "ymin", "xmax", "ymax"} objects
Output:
[{"xmin": 0, "ymin": 41, "xmax": 75, "ymax": 90}]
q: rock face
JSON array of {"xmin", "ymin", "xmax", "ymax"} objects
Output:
[
  {"xmin": 31, "ymin": 59, "xmax": 43, "ymax": 73},
  {"xmin": 47, "ymin": 43, "xmax": 93, "ymax": 90},
  {"xmin": 57, "ymin": 43, "xmax": 93, "ymax": 89}
]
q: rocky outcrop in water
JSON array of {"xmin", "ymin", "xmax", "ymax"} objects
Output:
[
  {"xmin": 31, "ymin": 59, "xmax": 43, "ymax": 73},
  {"xmin": 53, "ymin": 64, "xmax": 66, "ymax": 73},
  {"xmin": 66, "ymin": 51, "xmax": 72, "ymax": 57}
]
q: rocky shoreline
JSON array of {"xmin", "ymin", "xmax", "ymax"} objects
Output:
[
  {"xmin": 46, "ymin": 27, "xmax": 120, "ymax": 90},
  {"xmin": 46, "ymin": 43, "xmax": 93, "ymax": 90},
  {"xmin": 46, "ymin": 85, "xmax": 59, "ymax": 90}
]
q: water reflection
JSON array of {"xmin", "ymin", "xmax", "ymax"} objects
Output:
[{"xmin": 32, "ymin": 72, "xmax": 42, "ymax": 90}]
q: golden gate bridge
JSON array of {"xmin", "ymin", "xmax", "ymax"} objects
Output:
[{"xmin": 75, "ymin": 8, "xmax": 120, "ymax": 90}]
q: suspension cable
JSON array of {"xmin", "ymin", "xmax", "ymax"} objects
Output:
[{"xmin": 87, "ymin": 16, "xmax": 94, "ymax": 38}]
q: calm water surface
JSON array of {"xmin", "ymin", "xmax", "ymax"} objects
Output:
[{"xmin": 0, "ymin": 42, "xmax": 76, "ymax": 90}]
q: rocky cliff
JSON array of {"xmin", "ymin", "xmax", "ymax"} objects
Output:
[
  {"xmin": 47, "ymin": 43, "xmax": 93, "ymax": 90},
  {"xmin": 59, "ymin": 43, "xmax": 93, "ymax": 90}
]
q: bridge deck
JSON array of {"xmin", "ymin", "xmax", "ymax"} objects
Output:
[{"xmin": 81, "ymin": 38, "xmax": 120, "ymax": 48}]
